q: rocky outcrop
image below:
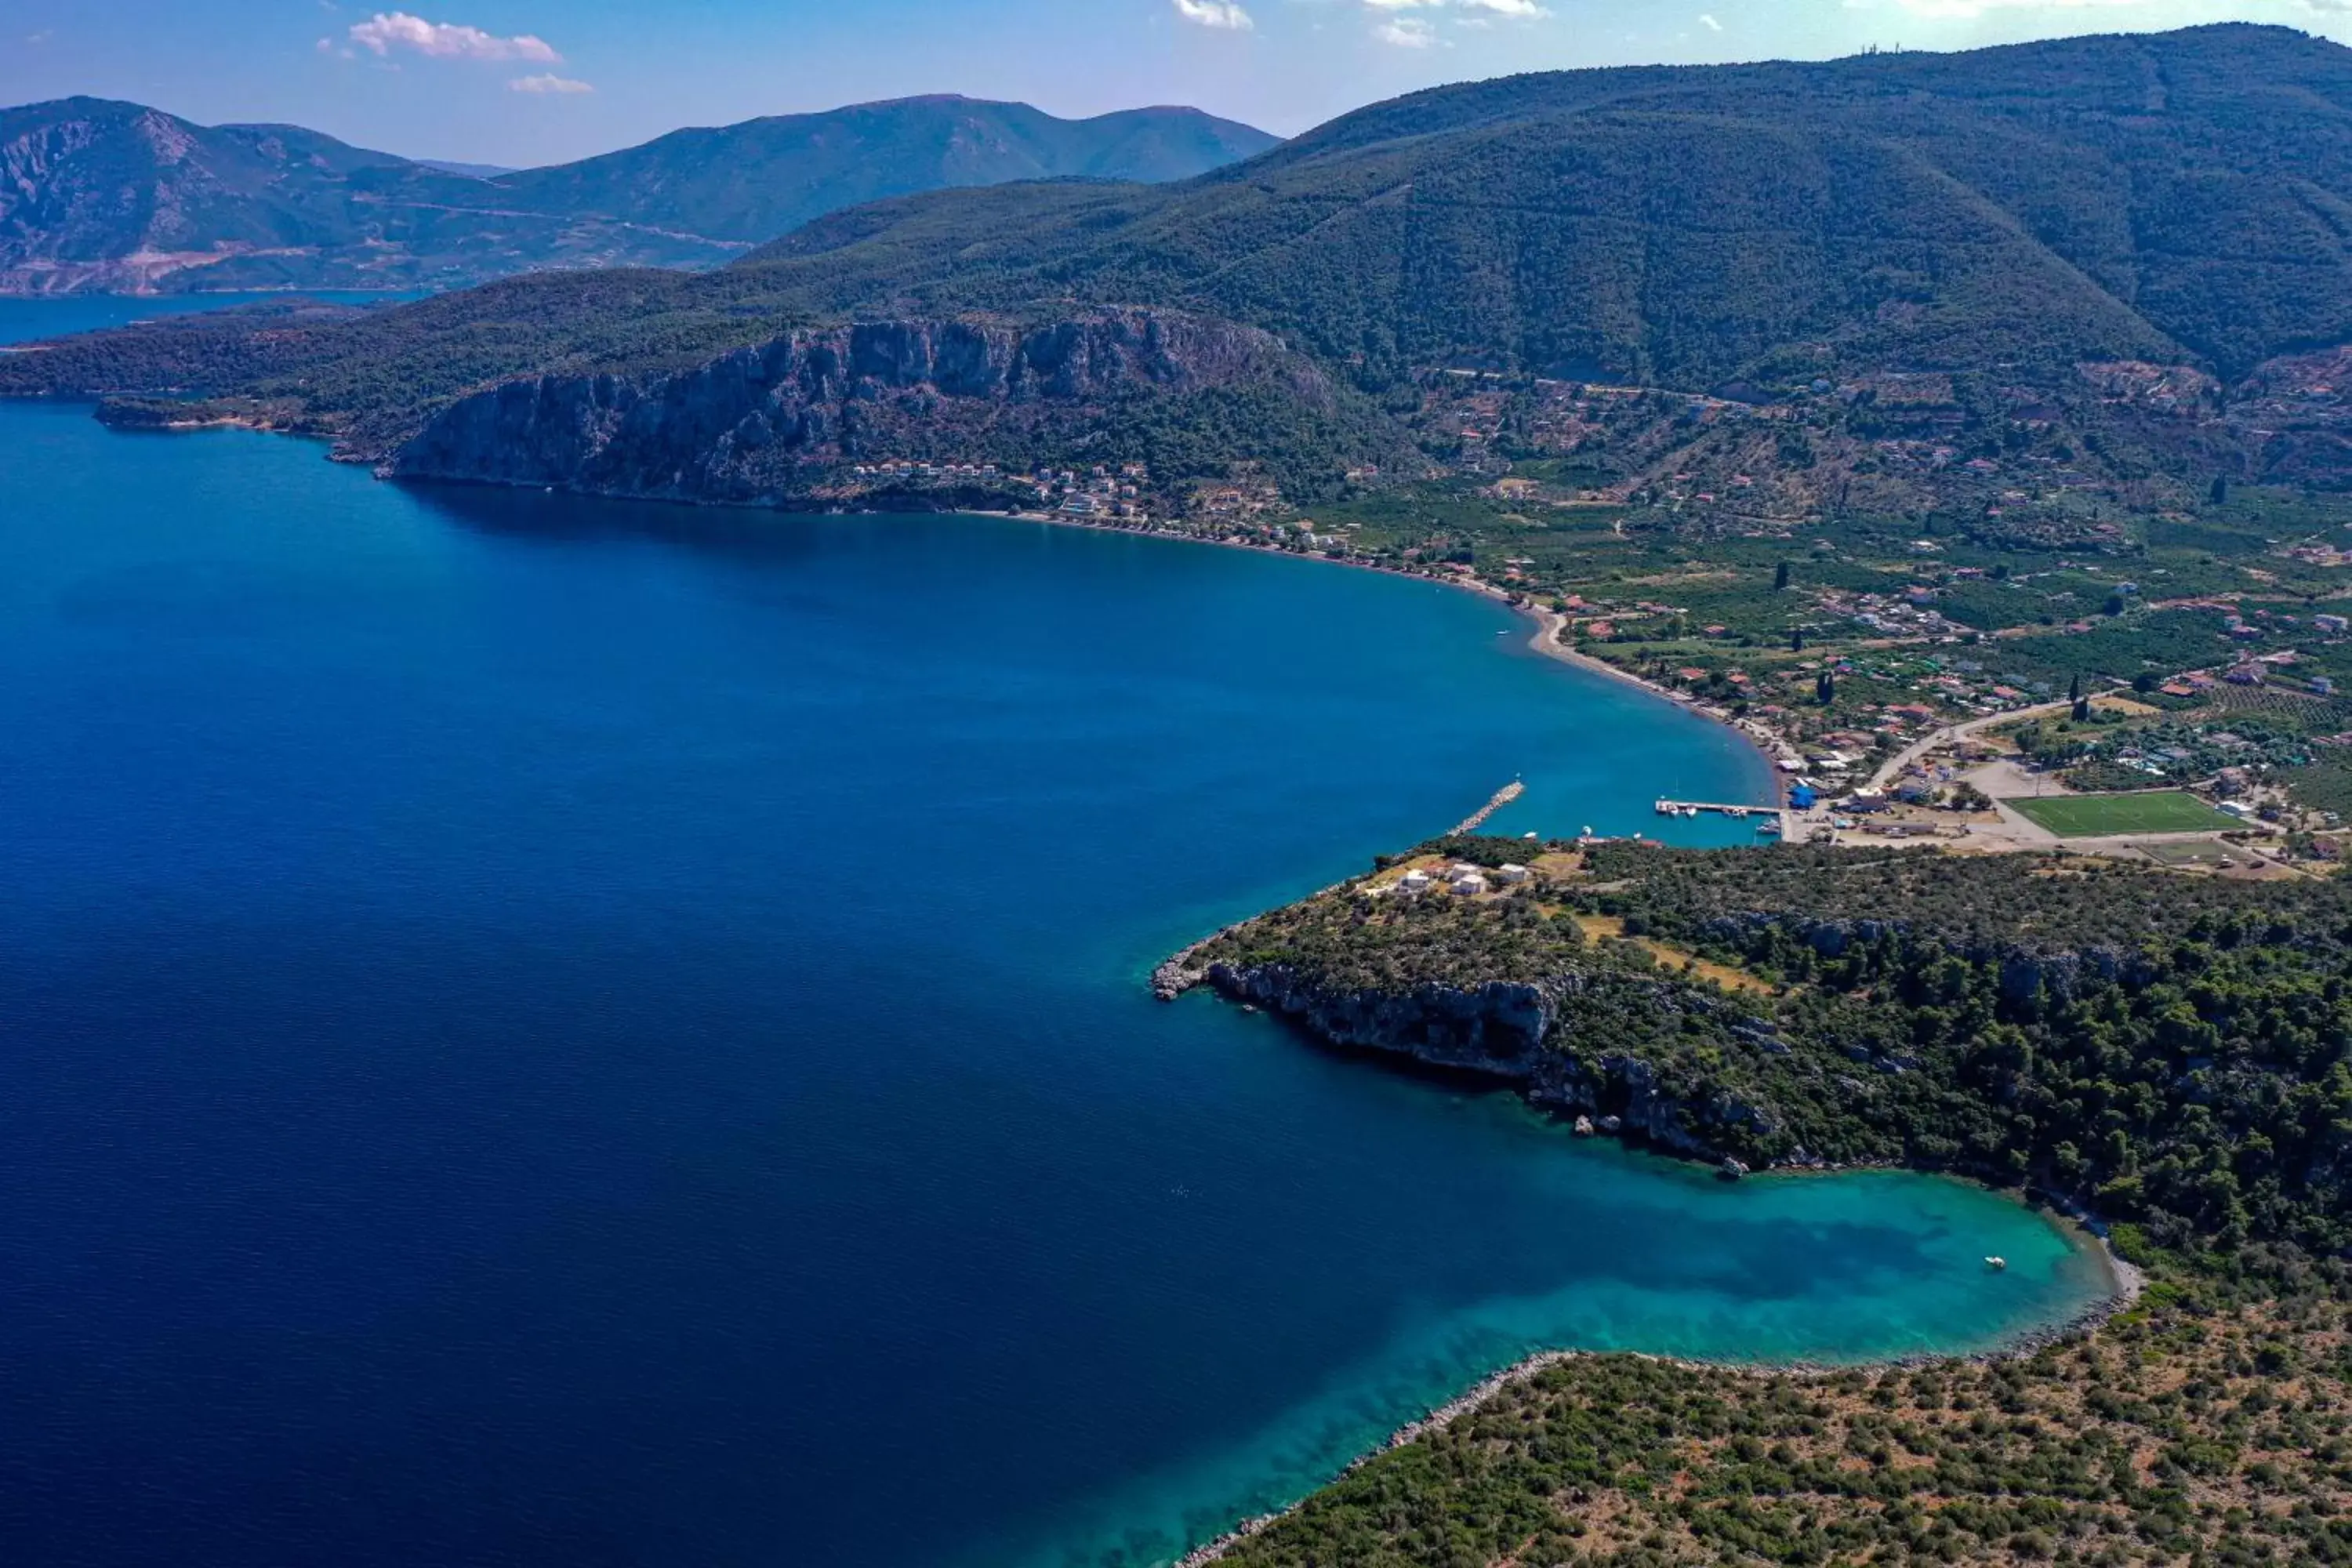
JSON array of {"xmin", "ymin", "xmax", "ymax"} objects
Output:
[
  {"xmin": 387, "ymin": 310, "xmax": 1354, "ymax": 500},
  {"xmin": 1207, "ymin": 961, "xmax": 1560, "ymax": 1067},
  {"xmin": 1201, "ymin": 960, "xmax": 1780, "ymax": 1165}
]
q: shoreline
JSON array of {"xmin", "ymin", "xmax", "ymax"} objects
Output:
[
  {"xmin": 990, "ymin": 506, "xmax": 1788, "ymax": 811},
  {"xmin": 1506, "ymin": 597, "xmax": 1787, "ymax": 807},
  {"xmin": 26, "ymin": 409, "xmax": 1795, "ymax": 812},
  {"xmin": 1174, "ymin": 1214, "xmax": 2143, "ymax": 1567}
]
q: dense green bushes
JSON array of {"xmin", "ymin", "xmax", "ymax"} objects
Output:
[{"xmin": 1205, "ymin": 844, "xmax": 2352, "ymax": 1261}]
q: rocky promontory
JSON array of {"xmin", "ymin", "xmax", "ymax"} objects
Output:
[
  {"xmin": 386, "ymin": 309, "xmax": 1390, "ymax": 505},
  {"xmin": 1193, "ymin": 956, "xmax": 1780, "ymax": 1170}
]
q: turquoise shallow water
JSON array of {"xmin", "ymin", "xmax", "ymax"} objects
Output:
[{"xmin": 0, "ymin": 335, "xmax": 2108, "ymax": 1568}]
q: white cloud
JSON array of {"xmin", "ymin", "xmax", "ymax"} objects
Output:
[
  {"xmin": 1700, "ymin": 10, "xmax": 1723, "ymax": 27},
  {"xmin": 1891, "ymin": 0, "xmax": 2147, "ymax": 16},
  {"xmin": 1377, "ymin": 15, "xmax": 1440, "ymax": 44},
  {"xmin": 510, "ymin": 73, "xmax": 593, "ymax": 93},
  {"xmin": 347, "ymin": 12, "xmax": 560, "ymax": 62},
  {"xmin": 1361, "ymin": 0, "xmax": 1552, "ymax": 29},
  {"xmin": 1171, "ymin": 0, "xmax": 1254, "ymax": 28}
]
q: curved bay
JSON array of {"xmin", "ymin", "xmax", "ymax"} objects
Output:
[{"xmin": 0, "ymin": 375, "xmax": 2106, "ymax": 1568}]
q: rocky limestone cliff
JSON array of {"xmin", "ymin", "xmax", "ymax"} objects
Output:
[
  {"xmin": 1201, "ymin": 959, "xmax": 1777, "ymax": 1171},
  {"xmin": 387, "ymin": 310, "xmax": 1362, "ymax": 501}
]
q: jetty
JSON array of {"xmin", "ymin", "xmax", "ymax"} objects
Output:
[
  {"xmin": 1655, "ymin": 797, "xmax": 1798, "ymax": 842},
  {"xmin": 1653, "ymin": 797, "xmax": 1769, "ymax": 818},
  {"xmin": 1452, "ymin": 780, "xmax": 1525, "ymax": 835}
]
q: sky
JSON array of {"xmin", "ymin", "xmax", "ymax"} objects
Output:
[{"xmin": 5, "ymin": 0, "xmax": 2350, "ymax": 169}]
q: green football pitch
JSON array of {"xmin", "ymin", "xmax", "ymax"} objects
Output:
[{"xmin": 2003, "ymin": 790, "xmax": 2239, "ymax": 837}]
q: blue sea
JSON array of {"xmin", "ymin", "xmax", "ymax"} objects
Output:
[{"xmin": 0, "ymin": 303, "xmax": 2108, "ymax": 1567}]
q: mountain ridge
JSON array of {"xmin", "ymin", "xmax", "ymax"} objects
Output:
[
  {"xmin": 0, "ymin": 94, "xmax": 1279, "ymax": 296},
  {"xmin": 724, "ymin": 22, "xmax": 2352, "ymax": 387},
  {"xmin": 7, "ymin": 24, "xmax": 2351, "ymax": 514}
]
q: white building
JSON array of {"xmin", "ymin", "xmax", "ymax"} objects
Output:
[
  {"xmin": 1450, "ymin": 872, "xmax": 1490, "ymax": 896},
  {"xmin": 1497, "ymin": 864, "xmax": 1531, "ymax": 884}
]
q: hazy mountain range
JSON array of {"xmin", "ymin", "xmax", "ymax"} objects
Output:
[{"xmin": 0, "ymin": 94, "xmax": 1279, "ymax": 296}]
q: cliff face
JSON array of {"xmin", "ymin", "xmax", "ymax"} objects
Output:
[
  {"xmin": 1203, "ymin": 960, "xmax": 1777, "ymax": 1170},
  {"xmin": 387, "ymin": 310, "xmax": 1356, "ymax": 500}
]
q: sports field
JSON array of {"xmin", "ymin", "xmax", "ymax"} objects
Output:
[{"xmin": 2003, "ymin": 789, "xmax": 2239, "ymax": 837}]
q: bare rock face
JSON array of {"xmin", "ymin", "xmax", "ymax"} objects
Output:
[
  {"xmin": 1201, "ymin": 959, "xmax": 1780, "ymax": 1165},
  {"xmin": 388, "ymin": 310, "xmax": 1340, "ymax": 501},
  {"xmin": 1203, "ymin": 962, "xmax": 1560, "ymax": 1069}
]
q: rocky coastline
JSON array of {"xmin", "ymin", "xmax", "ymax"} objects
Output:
[
  {"xmin": 1163, "ymin": 953, "xmax": 1780, "ymax": 1174},
  {"xmin": 1156, "ymin": 902, "xmax": 2145, "ymax": 1566}
]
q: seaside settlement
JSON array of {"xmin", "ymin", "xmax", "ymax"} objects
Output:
[{"xmin": 839, "ymin": 361, "xmax": 2352, "ymax": 879}]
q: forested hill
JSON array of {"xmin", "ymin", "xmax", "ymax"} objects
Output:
[
  {"xmin": 1196, "ymin": 840, "xmax": 2352, "ymax": 1261},
  {"xmin": 10, "ymin": 25, "xmax": 2352, "ymax": 494},
  {"xmin": 0, "ymin": 96, "xmax": 1276, "ymax": 296},
  {"xmin": 731, "ymin": 23, "xmax": 2352, "ymax": 387}
]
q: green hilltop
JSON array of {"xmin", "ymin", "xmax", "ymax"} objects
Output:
[{"xmin": 732, "ymin": 22, "xmax": 2352, "ymax": 386}]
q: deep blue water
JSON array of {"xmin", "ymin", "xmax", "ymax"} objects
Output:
[{"xmin": 0, "ymin": 336, "xmax": 2107, "ymax": 1568}]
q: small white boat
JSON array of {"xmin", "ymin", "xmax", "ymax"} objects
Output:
[
  {"xmin": 1756, "ymin": 819, "xmax": 1781, "ymax": 836},
  {"xmin": 1984, "ymin": 1256, "xmax": 2006, "ymax": 1271}
]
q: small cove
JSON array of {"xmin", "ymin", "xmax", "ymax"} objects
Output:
[{"xmin": 0, "ymin": 323, "xmax": 2112, "ymax": 1568}]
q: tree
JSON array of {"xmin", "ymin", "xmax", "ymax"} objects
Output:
[
  {"xmin": 1817, "ymin": 671, "xmax": 1836, "ymax": 706},
  {"xmin": 1775, "ymin": 561, "xmax": 1791, "ymax": 590},
  {"xmin": 2210, "ymin": 475, "xmax": 2230, "ymax": 506},
  {"xmin": 2068, "ymin": 673, "xmax": 2082, "ymax": 702},
  {"xmin": 1791, "ymin": 627, "xmax": 1806, "ymax": 653},
  {"xmin": 2073, "ymin": 696, "xmax": 2091, "ymax": 722}
]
